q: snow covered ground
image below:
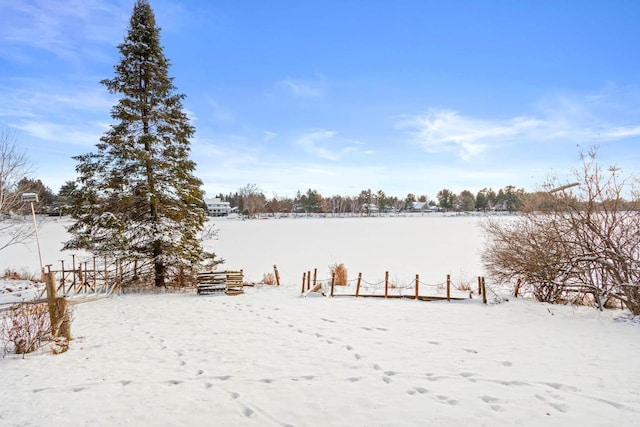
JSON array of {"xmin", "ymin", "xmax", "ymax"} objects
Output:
[{"xmin": 1, "ymin": 215, "xmax": 639, "ymax": 426}]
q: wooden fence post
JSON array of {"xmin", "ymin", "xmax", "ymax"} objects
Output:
[
  {"xmin": 384, "ymin": 271, "xmax": 389, "ymax": 298},
  {"xmin": 46, "ymin": 271, "xmax": 71, "ymax": 339},
  {"xmin": 514, "ymin": 278, "xmax": 521, "ymax": 298},
  {"xmin": 78, "ymin": 262, "xmax": 84, "ymax": 293},
  {"xmin": 92, "ymin": 257, "xmax": 97, "ymax": 290},
  {"xmin": 356, "ymin": 272, "xmax": 362, "ymax": 297},
  {"xmin": 330, "ymin": 273, "xmax": 335, "ymax": 297},
  {"xmin": 83, "ymin": 262, "xmax": 89, "ymax": 292},
  {"xmin": 478, "ymin": 276, "xmax": 482, "ymax": 295},
  {"xmin": 446, "ymin": 274, "xmax": 451, "ymax": 302},
  {"xmin": 117, "ymin": 259, "xmax": 123, "ymax": 291},
  {"xmin": 104, "ymin": 257, "xmax": 108, "ymax": 293},
  {"xmin": 307, "ymin": 270, "xmax": 311, "ymax": 290},
  {"xmin": 273, "ymin": 265, "xmax": 281, "ymax": 286},
  {"xmin": 301, "ymin": 272, "xmax": 306, "ymax": 294},
  {"xmin": 313, "ymin": 268, "xmax": 317, "ymax": 287},
  {"xmin": 482, "ymin": 277, "xmax": 487, "ymax": 304},
  {"xmin": 415, "ymin": 274, "xmax": 419, "ymax": 300},
  {"xmin": 60, "ymin": 260, "xmax": 66, "ymax": 294},
  {"xmin": 72, "ymin": 254, "xmax": 77, "ymax": 292},
  {"xmin": 45, "ymin": 272, "xmax": 60, "ymax": 336}
]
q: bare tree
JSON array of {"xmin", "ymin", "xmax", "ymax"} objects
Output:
[
  {"xmin": 483, "ymin": 149, "xmax": 640, "ymax": 314},
  {"xmin": 239, "ymin": 183, "xmax": 265, "ymax": 218},
  {"xmin": 0, "ymin": 130, "xmax": 35, "ymax": 251}
]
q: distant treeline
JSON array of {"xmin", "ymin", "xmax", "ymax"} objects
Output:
[{"xmin": 215, "ymin": 184, "xmax": 528, "ymax": 217}]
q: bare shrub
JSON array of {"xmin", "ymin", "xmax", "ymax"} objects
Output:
[
  {"xmin": 0, "ymin": 301, "xmax": 51, "ymax": 355},
  {"xmin": 1, "ymin": 268, "xmax": 40, "ymax": 282},
  {"xmin": 330, "ymin": 263, "xmax": 347, "ymax": 286},
  {"xmin": 262, "ymin": 272, "xmax": 277, "ymax": 285},
  {"xmin": 483, "ymin": 149, "xmax": 640, "ymax": 313},
  {"xmin": 453, "ymin": 271, "xmax": 473, "ymax": 292}
]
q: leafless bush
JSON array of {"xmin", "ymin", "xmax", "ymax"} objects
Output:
[
  {"xmin": 0, "ymin": 295, "xmax": 73, "ymax": 356},
  {"xmin": 483, "ymin": 149, "xmax": 640, "ymax": 313},
  {"xmin": 262, "ymin": 272, "xmax": 277, "ymax": 285},
  {"xmin": 2, "ymin": 268, "xmax": 40, "ymax": 282},
  {"xmin": 453, "ymin": 271, "xmax": 473, "ymax": 292},
  {"xmin": 1, "ymin": 301, "xmax": 51, "ymax": 355},
  {"xmin": 330, "ymin": 263, "xmax": 347, "ymax": 286}
]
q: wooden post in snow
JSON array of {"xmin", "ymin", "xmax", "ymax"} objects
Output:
[
  {"xmin": 46, "ymin": 271, "xmax": 71, "ymax": 339},
  {"xmin": 104, "ymin": 257, "xmax": 108, "ymax": 293},
  {"xmin": 118, "ymin": 259, "xmax": 123, "ymax": 291},
  {"xmin": 60, "ymin": 260, "xmax": 66, "ymax": 294},
  {"xmin": 384, "ymin": 271, "xmax": 389, "ymax": 298},
  {"xmin": 478, "ymin": 276, "xmax": 482, "ymax": 295},
  {"xmin": 92, "ymin": 257, "xmax": 97, "ymax": 290},
  {"xmin": 330, "ymin": 272, "xmax": 335, "ymax": 297},
  {"xmin": 415, "ymin": 274, "xmax": 419, "ymax": 300},
  {"xmin": 72, "ymin": 254, "xmax": 77, "ymax": 292},
  {"xmin": 481, "ymin": 277, "xmax": 487, "ymax": 304},
  {"xmin": 45, "ymin": 271, "xmax": 60, "ymax": 336},
  {"xmin": 78, "ymin": 262, "xmax": 84, "ymax": 293},
  {"xmin": 301, "ymin": 272, "xmax": 306, "ymax": 294},
  {"xmin": 83, "ymin": 262, "xmax": 89, "ymax": 292},
  {"xmin": 313, "ymin": 268, "xmax": 317, "ymax": 288},
  {"xmin": 446, "ymin": 274, "xmax": 451, "ymax": 302},
  {"xmin": 355, "ymin": 272, "xmax": 362, "ymax": 297},
  {"xmin": 514, "ymin": 278, "xmax": 521, "ymax": 298},
  {"xmin": 273, "ymin": 265, "xmax": 281, "ymax": 286},
  {"xmin": 307, "ymin": 270, "xmax": 311, "ymax": 290}
]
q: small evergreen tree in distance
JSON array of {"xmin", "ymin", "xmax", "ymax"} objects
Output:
[{"xmin": 65, "ymin": 0, "xmax": 216, "ymax": 287}]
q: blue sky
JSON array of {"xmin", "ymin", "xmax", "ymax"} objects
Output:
[{"xmin": 1, "ymin": 0, "xmax": 640, "ymax": 200}]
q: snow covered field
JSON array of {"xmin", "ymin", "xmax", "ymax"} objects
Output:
[{"xmin": 1, "ymin": 215, "xmax": 639, "ymax": 426}]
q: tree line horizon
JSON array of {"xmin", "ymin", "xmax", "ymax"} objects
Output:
[
  {"xmin": 214, "ymin": 184, "xmax": 528, "ymax": 217},
  {"xmin": 11, "ymin": 178, "xmax": 527, "ymax": 216}
]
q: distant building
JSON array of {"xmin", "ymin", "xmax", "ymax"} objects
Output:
[
  {"xmin": 407, "ymin": 201, "xmax": 440, "ymax": 213},
  {"xmin": 204, "ymin": 198, "xmax": 231, "ymax": 217},
  {"xmin": 361, "ymin": 203, "xmax": 379, "ymax": 215}
]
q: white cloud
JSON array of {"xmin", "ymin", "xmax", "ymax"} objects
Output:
[
  {"xmin": 0, "ymin": 0, "xmax": 127, "ymax": 61},
  {"xmin": 397, "ymin": 109, "xmax": 521, "ymax": 159},
  {"xmin": 294, "ymin": 129, "xmax": 339, "ymax": 160},
  {"xmin": 276, "ymin": 77, "xmax": 325, "ymax": 98},
  {"xmin": 12, "ymin": 120, "xmax": 106, "ymax": 147},
  {"xmin": 263, "ymin": 131, "xmax": 277, "ymax": 142},
  {"xmin": 203, "ymin": 97, "xmax": 235, "ymax": 123},
  {"xmin": 398, "ymin": 92, "xmax": 640, "ymax": 160}
]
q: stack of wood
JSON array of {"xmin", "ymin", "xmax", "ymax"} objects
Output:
[
  {"xmin": 224, "ymin": 270, "xmax": 244, "ymax": 295},
  {"xmin": 197, "ymin": 270, "xmax": 244, "ymax": 295}
]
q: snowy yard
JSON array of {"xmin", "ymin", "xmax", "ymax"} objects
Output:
[{"xmin": 1, "ymin": 215, "xmax": 639, "ymax": 426}]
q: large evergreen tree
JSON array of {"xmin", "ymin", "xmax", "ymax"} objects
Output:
[{"xmin": 65, "ymin": 0, "xmax": 214, "ymax": 287}]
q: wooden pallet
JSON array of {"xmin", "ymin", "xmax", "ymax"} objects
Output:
[{"xmin": 197, "ymin": 270, "xmax": 244, "ymax": 295}]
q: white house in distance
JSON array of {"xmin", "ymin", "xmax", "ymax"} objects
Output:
[{"xmin": 204, "ymin": 198, "xmax": 231, "ymax": 217}]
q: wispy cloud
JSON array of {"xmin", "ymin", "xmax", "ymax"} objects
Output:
[
  {"xmin": 398, "ymin": 92, "xmax": 640, "ymax": 160},
  {"xmin": 263, "ymin": 131, "xmax": 277, "ymax": 142},
  {"xmin": 294, "ymin": 129, "xmax": 339, "ymax": 160},
  {"xmin": 196, "ymin": 97, "xmax": 236, "ymax": 124},
  {"xmin": 275, "ymin": 77, "xmax": 326, "ymax": 98},
  {"xmin": 292, "ymin": 129, "xmax": 370, "ymax": 161},
  {"xmin": 12, "ymin": 120, "xmax": 108, "ymax": 147},
  {"xmin": 397, "ymin": 109, "xmax": 527, "ymax": 159},
  {"xmin": 0, "ymin": 0, "xmax": 127, "ymax": 62},
  {"xmin": 0, "ymin": 79, "xmax": 114, "ymax": 146}
]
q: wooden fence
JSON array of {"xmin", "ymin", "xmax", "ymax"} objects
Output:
[
  {"xmin": 301, "ymin": 269, "xmax": 489, "ymax": 303},
  {"xmin": 41, "ymin": 255, "xmax": 126, "ymax": 298}
]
